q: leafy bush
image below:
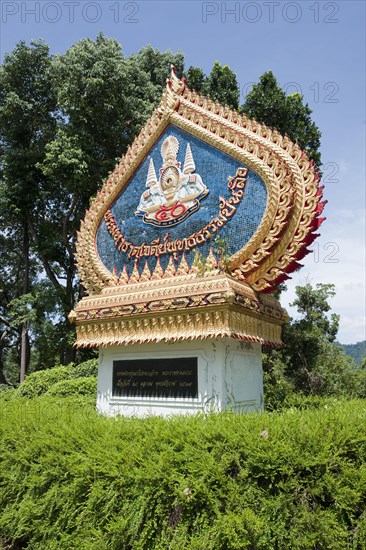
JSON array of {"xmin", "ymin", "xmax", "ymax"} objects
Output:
[
  {"xmin": 281, "ymin": 394, "xmax": 349, "ymax": 410},
  {"xmin": 14, "ymin": 359, "xmax": 99, "ymax": 399},
  {"xmin": 15, "ymin": 366, "xmax": 73, "ymax": 398},
  {"xmin": 0, "ymin": 397, "xmax": 365, "ymax": 549},
  {"xmin": 0, "ymin": 385, "xmax": 16, "ymax": 402},
  {"xmin": 263, "ymin": 283, "xmax": 365, "ymax": 402},
  {"xmin": 71, "ymin": 359, "xmax": 98, "ymax": 379},
  {"xmin": 46, "ymin": 377, "xmax": 97, "ymax": 397},
  {"xmin": 262, "ymin": 351, "xmax": 295, "ymax": 411},
  {"xmin": 350, "ymin": 368, "xmax": 366, "ymax": 399}
]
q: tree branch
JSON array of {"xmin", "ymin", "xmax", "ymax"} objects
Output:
[
  {"xmin": 0, "ymin": 315, "xmax": 18, "ymax": 335},
  {"xmin": 62, "ymin": 193, "xmax": 78, "ymax": 263},
  {"xmin": 26, "ymin": 214, "xmax": 66, "ymax": 301}
]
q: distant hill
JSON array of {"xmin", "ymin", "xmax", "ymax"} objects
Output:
[{"xmin": 340, "ymin": 341, "xmax": 366, "ymax": 365}]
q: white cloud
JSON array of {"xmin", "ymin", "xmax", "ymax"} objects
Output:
[{"xmin": 281, "ymin": 209, "xmax": 366, "ymax": 344}]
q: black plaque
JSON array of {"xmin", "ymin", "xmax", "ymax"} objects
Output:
[{"xmin": 112, "ymin": 358, "xmax": 198, "ymax": 398}]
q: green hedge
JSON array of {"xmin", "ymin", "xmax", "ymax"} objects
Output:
[
  {"xmin": 14, "ymin": 359, "xmax": 98, "ymax": 399},
  {"xmin": 0, "ymin": 397, "xmax": 365, "ymax": 549},
  {"xmin": 46, "ymin": 377, "xmax": 97, "ymax": 397},
  {"xmin": 71, "ymin": 359, "xmax": 98, "ymax": 379},
  {"xmin": 16, "ymin": 366, "xmax": 73, "ymax": 398}
]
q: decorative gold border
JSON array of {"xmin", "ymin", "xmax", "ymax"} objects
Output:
[
  {"xmin": 71, "ymin": 272, "xmax": 287, "ymax": 348},
  {"xmin": 75, "ymin": 307, "xmax": 284, "ymax": 349},
  {"xmin": 73, "ymin": 272, "xmax": 286, "ymax": 323},
  {"xmin": 76, "ymin": 68, "xmax": 324, "ymax": 294}
]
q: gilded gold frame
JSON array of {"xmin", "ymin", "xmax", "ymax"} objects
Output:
[{"xmin": 76, "ymin": 68, "xmax": 324, "ymax": 295}]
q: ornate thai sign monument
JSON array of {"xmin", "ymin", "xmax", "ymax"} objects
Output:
[{"xmin": 70, "ymin": 69, "xmax": 325, "ymax": 416}]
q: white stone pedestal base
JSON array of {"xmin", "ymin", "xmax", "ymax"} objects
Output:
[{"xmin": 97, "ymin": 338, "xmax": 263, "ymax": 417}]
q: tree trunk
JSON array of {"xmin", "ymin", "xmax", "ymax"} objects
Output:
[
  {"xmin": 0, "ymin": 322, "xmax": 18, "ymax": 385},
  {"xmin": 20, "ymin": 221, "xmax": 30, "ymax": 382},
  {"xmin": 64, "ymin": 321, "xmax": 76, "ymax": 365},
  {"xmin": 0, "ymin": 351, "xmax": 8, "ymax": 385},
  {"xmin": 61, "ymin": 266, "xmax": 76, "ymax": 365}
]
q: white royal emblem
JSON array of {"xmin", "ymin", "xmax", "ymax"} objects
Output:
[{"xmin": 135, "ymin": 136, "xmax": 209, "ymax": 227}]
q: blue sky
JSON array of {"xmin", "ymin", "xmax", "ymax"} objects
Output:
[{"xmin": 1, "ymin": 0, "xmax": 365, "ymax": 343}]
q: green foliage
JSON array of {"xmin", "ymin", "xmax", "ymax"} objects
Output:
[
  {"xmin": 0, "ymin": 384, "xmax": 16, "ymax": 400},
  {"xmin": 264, "ymin": 283, "xmax": 364, "ymax": 403},
  {"xmin": 72, "ymin": 358, "xmax": 98, "ymax": 378},
  {"xmin": 291, "ymin": 283, "xmax": 339, "ymax": 341},
  {"xmin": 262, "ymin": 351, "xmax": 294, "ymax": 411},
  {"xmin": 14, "ymin": 359, "xmax": 98, "ymax": 398},
  {"xmin": 204, "ymin": 61, "xmax": 240, "ymax": 110},
  {"xmin": 132, "ymin": 44, "xmax": 184, "ymax": 104},
  {"xmin": 0, "ymin": 39, "xmax": 57, "ymax": 380},
  {"xmin": 7, "ymin": 293, "xmax": 38, "ymax": 327},
  {"xmin": 0, "ymin": 40, "xmax": 56, "ymax": 215},
  {"xmin": 341, "ymin": 341, "xmax": 366, "ymax": 365},
  {"xmin": 46, "ymin": 377, "xmax": 97, "ymax": 397},
  {"xmin": 0, "ymin": 398, "xmax": 365, "ymax": 548},
  {"xmin": 241, "ymin": 71, "xmax": 322, "ymax": 167},
  {"xmin": 185, "ymin": 61, "xmax": 240, "ymax": 110},
  {"xmin": 15, "ymin": 366, "xmax": 73, "ymax": 398},
  {"xmin": 351, "ymin": 368, "xmax": 366, "ymax": 399},
  {"xmin": 283, "ymin": 393, "xmax": 365, "ymax": 411},
  {"xmin": 184, "ymin": 66, "xmax": 206, "ymax": 93}
]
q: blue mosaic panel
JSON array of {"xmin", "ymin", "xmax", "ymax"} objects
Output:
[{"xmin": 96, "ymin": 124, "xmax": 267, "ymax": 277}]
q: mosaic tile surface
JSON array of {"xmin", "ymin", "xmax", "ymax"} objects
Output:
[{"xmin": 96, "ymin": 124, "xmax": 267, "ymax": 276}]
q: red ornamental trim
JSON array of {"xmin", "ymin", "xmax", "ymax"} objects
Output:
[
  {"xmin": 239, "ymin": 180, "xmax": 326, "ymax": 293},
  {"xmin": 155, "ymin": 202, "xmax": 187, "ymax": 222}
]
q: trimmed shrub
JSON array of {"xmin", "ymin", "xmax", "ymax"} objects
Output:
[
  {"xmin": 14, "ymin": 359, "xmax": 99, "ymax": 399},
  {"xmin": 0, "ymin": 385, "xmax": 16, "ymax": 402},
  {"xmin": 71, "ymin": 359, "xmax": 98, "ymax": 379},
  {"xmin": 15, "ymin": 366, "xmax": 73, "ymax": 398},
  {"xmin": 46, "ymin": 377, "xmax": 97, "ymax": 397},
  {"xmin": 0, "ymin": 397, "xmax": 365, "ymax": 549}
]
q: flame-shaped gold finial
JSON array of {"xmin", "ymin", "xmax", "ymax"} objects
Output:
[{"xmin": 169, "ymin": 65, "xmax": 185, "ymax": 95}]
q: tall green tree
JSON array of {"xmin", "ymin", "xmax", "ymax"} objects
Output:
[
  {"xmin": 204, "ymin": 61, "xmax": 240, "ymax": 110},
  {"xmin": 241, "ymin": 71, "xmax": 322, "ymax": 167},
  {"xmin": 131, "ymin": 44, "xmax": 184, "ymax": 104},
  {"xmin": 0, "ymin": 40, "xmax": 57, "ymax": 380},
  {"xmin": 38, "ymin": 37, "xmax": 186, "ymax": 363},
  {"xmin": 185, "ymin": 61, "xmax": 240, "ymax": 110},
  {"xmin": 282, "ymin": 283, "xmax": 340, "ymax": 391},
  {"xmin": 264, "ymin": 283, "xmax": 362, "ymax": 402},
  {"xmin": 290, "ymin": 283, "xmax": 339, "ymax": 342},
  {"xmin": 0, "ymin": 231, "xmax": 24, "ymax": 384},
  {"xmin": 185, "ymin": 66, "xmax": 207, "ymax": 94}
]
